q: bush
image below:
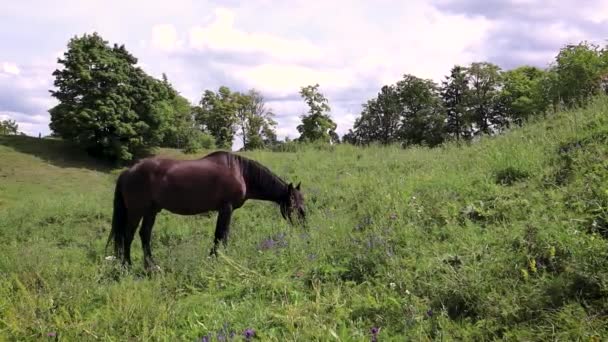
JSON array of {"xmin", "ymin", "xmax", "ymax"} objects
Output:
[{"xmin": 182, "ymin": 129, "xmax": 215, "ymax": 154}]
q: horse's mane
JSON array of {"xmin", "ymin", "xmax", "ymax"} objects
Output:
[{"xmin": 205, "ymin": 151, "xmax": 287, "ymax": 196}]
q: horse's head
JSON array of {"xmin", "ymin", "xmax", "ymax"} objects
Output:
[{"xmin": 280, "ymin": 182, "xmax": 306, "ymax": 225}]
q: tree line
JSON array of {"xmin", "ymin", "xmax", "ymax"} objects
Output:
[
  {"xmin": 343, "ymin": 42, "xmax": 608, "ymax": 146},
  {"xmin": 47, "ymin": 33, "xmax": 338, "ymax": 162},
  {"xmin": 44, "ymin": 32, "xmax": 608, "ymax": 162}
]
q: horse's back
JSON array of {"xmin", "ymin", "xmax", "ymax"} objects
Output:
[{"xmin": 121, "ymin": 154, "xmax": 246, "ymax": 214}]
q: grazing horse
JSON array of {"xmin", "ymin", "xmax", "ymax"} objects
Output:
[{"xmin": 106, "ymin": 150, "xmax": 306, "ymax": 270}]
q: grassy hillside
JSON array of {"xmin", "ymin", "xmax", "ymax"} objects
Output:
[{"xmin": 1, "ymin": 97, "xmax": 608, "ymax": 341}]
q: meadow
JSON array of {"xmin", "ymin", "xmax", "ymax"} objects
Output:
[{"xmin": 1, "ymin": 97, "xmax": 608, "ymax": 341}]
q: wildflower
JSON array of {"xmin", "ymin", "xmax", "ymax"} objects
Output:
[
  {"xmin": 201, "ymin": 336, "xmax": 210, "ymax": 342},
  {"xmin": 389, "ymin": 213, "xmax": 398, "ymax": 220},
  {"xmin": 405, "ymin": 289, "xmax": 410, "ymax": 295},
  {"xmin": 389, "ymin": 282, "xmax": 396, "ymax": 290},
  {"xmin": 259, "ymin": 239, "xmax": 275, "ymax": 250},
  {"xmin": 427, "ymin": 309, "xmax": 433, "ymax": 317},
  {"xmin": 243, "ymin": 328, "xmax": 256, "ymax": 340},
  {"xmin": 47, "ymin": 332, "xmax": 57, "ymax": 337},
  {"xmin": 370, "ymin": 327, "xmax": 380, "ymax": 342}
]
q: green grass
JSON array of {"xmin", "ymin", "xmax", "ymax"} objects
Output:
[{"xmin": 1, "ymin": 97, "xmax": 608, "ymax": 341}]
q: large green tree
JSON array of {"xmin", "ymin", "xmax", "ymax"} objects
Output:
[
  {"xmin": 194, "ymin": 86, "xmax": 238, "ymax": 149},
  {"xmin": 296, "ymin": 84, "xmax": 338, "ymax": 143},
  {"xmin": 466, "ymin": 62, "xmax": 505, "ymax": 136},
  {"xmin": 346, "ymin": 75, "xmax": 445, "ymax": 147},
  {"xmin": 397, "ymin": 74, "xmax": 446, "ymax": 147},
  {"xmin": 235, "ymin": 89, "xmax": 277, "ymax": 150},
  {"xmin": 48, "ymin": 32, "xmax": 173, "ymax": 161},
  {"xmin": 500, "ymin": 66, "xmax": 548, "ymax": 125},
  {"xmin": 554, "ymin": 42, "xmax": 607, "ymax": 108},
  {"xmin": 441, "ymin": 65, "xmax": 471, "ymax": 141},
  {"xmin": 158, "ymin": 73, "xmax": 206, "ymax": 149}
]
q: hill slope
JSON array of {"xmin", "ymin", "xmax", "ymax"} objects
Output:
[{"xmin": 1, "ymin": 97, "xmax": 608, "ymax": 340}]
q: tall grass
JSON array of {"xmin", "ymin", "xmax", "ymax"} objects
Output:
[{"xmin": 1, "ymin": 97, "xmax": 608, "ymax": 340}]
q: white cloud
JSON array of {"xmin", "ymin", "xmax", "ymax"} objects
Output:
[
  {"xmin": 1, "ymin": 62, "xmax": 20, "ymax": 75},
  {"xmin": 188, "ymin": 8, "xmax": 324, "ymax": 64},
  {"xmin": 228, "ymin": 64, "xmax": 356, "ymax": 98},
  {"xmin": 3, "ymin": 0, "xmax": 604, "ymax": 148},
  {"xmin": 151, "ymin": 24, "xmax": 182, "ymax": 51}
]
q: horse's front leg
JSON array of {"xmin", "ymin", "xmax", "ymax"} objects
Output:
[{"xmin": 209, "ymin": 203, "xmax": 233, "ymax": 256}]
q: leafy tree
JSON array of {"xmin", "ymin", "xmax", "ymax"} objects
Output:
[
  {"xmin": 181, "ymin": 128, "xmax": 216, "ymax": 154},
  {"xmin": 554, "ymin": 42, "xmax": 607, "ymax": 108},
  {"xmin": 364, "ymin": 85, "xmax": 402, "ymax": 144},
  {"xmin": 466, "ymin": 62, "xmax": 505, "ymax": 136},
  {"xmin": 48, "ymin": 32, "xmax": 173, "ymax": 162},
  {"xmin": 157, "ymin": 73, "xmax": 199, "ymax": 149},
  {"xmin": 346, "ymin": 76, "xmax": 444, "ymax": 147},
  {"xmin": 296, "ymin": 84, "xmax": 338, "ymax": 143},
  {"xmin": 348, "ymin": 108, "xmax": 379, "ymax": 145},
  {"xmin": 194, "ymin": 86, "xmax": 238, "ymax": 149},
  {"xmin": 341, "ymin": 129, "xmax": 358, "ymax": 145},
  {"xmin": 235, "ymin": 89, "xmax": 277, "ymax": 150},
  {"xmin": 441, "ymin": 65, "xmax": 471, "ymax": 141},
  {"xmin": 396, "ymin": 75, "xmax": 445, "ymax": 147},
  {"xmin": 0, "ymin": 119, "xmax": 18, "ymax": 135},
  {"xmin": 500, "ymin": 66, "xmax": 548, "ymax": 125}
]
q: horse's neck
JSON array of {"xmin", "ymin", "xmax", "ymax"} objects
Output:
[{"xmin": 243, "ymin": 166, "xmax": 286, "ymax": 203}]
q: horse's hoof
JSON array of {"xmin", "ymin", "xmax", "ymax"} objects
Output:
[{"xmin": 146, "ymin": 265, "xmax": 162, "ymax": 273}]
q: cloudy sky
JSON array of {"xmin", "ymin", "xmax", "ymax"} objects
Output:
[{"xmin": 1, "ymin": 0, "xmax": 607, "ymax": 149}]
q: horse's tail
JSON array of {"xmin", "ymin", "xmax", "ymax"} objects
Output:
[{"xmin": 106, "ymin": 171, "xmax": 128, "ymax": 258}]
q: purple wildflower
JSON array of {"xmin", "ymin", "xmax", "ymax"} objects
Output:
[
  {"xmin": 47, "ymin": 332, "xmax": 57, "ymax": 337},
  {"xmin": 259, "ymin": 233, "xmax": 288, "ymax": 250},
  {"xmin": 259, "ymin": 238, "xmax": 275, "ymax": 250},
  {"xmin": 243, "ymin": 328, "xmax": 256, "ymax": 340},
  {"xmin": 427, "ymin": 309, "xmax": 434, "ymax": 317},
  {"xmin": 201, "ymin": 336, "xmax": 210, "ymax": 342},
  {"xmin": 370, "ymin": 327, "xmax": 380, "ymax": 342}
]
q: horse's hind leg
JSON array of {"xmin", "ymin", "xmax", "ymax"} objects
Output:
[
  {"xmin": 123, "ymin": 212, "xmax": 143, "ymax": 266},
  {"xmin": 140, "ymin": 207, "xmax": 160, "ymax": 271},
  {"xmin": 210, "ymin": 203, "xmax": 233, "ymax": 256}
]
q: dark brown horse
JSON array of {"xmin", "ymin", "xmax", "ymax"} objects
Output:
[{"xmin": 106, "ymin": 150, "xmax": 305, "ymax": 270}]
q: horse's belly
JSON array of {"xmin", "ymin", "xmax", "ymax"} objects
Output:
[{"xmin": 157, "ymin": 185, "xmax": 217, "ymax": 214}]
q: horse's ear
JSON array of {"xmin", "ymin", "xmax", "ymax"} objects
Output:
[
  {"xmin": 296, "ymin": 182, "xmax": 301, "ymax": 190},
  {"xmin": 288, "ymin": 183, "xmax": 294, "ymax": 191}
]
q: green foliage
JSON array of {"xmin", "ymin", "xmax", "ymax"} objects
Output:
[
  {"xmin": 441, "ymin": 65, "xmax": 471, "ymax": 141},
  {"xmin": 348, "ymin": 40, "xmax": 608, "ymax": 149},
  {"xmin": 467, "ymin": 62, "xmax": 505, "ymax": 135},
  {"xmin": 296, "ymin": 84, "xmax": 339, "ymax": 144},
  {"xmin": 235, "ymin": 89, "xmax": 277, "ymax": 151},
  {"xmin": 397, "ymin": 74, "xmax": 446, "ymax": 147},
  {"xmin": 48, "ymin": 32, "xmax": 175, "ymax": 162},
  {"xmin": 350, "ymin": 75, "xmax": 445, "ymax": 146},
  {"xmin": 2, "ymin": 96, "xmax": 608, "ymax": 340},
  {"xmin": 193, "ymin": 87, "xmax": 278, "ymax": 151},
  {"xmin": 194, "ymin": 86, "xmax": 238, "ymax": 149},
  {"xmin": 553, "ymin": 42, "xmax": 608, "ymax": 108},
  {"xmin": 159, "ymin": 76, "xmax": 200, "ymax": 150},
  {"xmin": 500, "ymin": 66, "xmax": 548, "ymax": 125},
  {"xmin": 0, "ymin": 119, "xmax": 19, "ymax": 135},
  {"xmin": 181, "ymin": 128, "xmax": 216, "ymax": 154}
]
